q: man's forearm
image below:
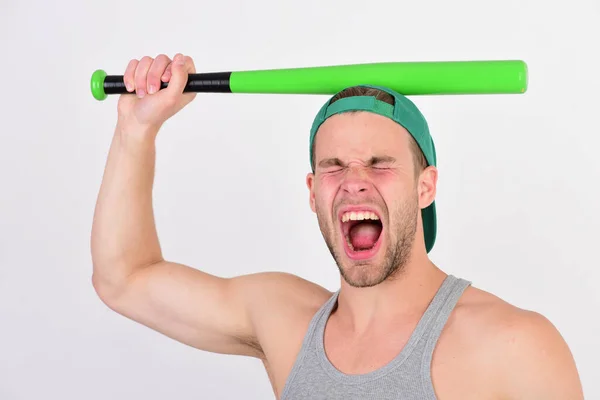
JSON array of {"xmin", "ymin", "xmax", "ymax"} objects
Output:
[{"xmin": 91, "ymin": 124, "xmax": 163, "ymax": 289}]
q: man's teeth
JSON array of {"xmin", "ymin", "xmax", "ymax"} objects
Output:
[
  {"xmin": 341, "ymin": 211, "xmax": 380, "ymax": 223},
  {"xmin": 346, "ymin": 234, "xmax": 354, "ymax": 251}
]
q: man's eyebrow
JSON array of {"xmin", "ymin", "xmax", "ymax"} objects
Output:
[
  {"xmin": 369, "ymin": 156, "xmax": 396, "ymax": 164},
  {"xmin": 317, "ymin": 156, "xmax": 397, "ymax": 168},
  {"xmin": 318, "ymin": 158, "xmax": 345, "ymax": 168}
]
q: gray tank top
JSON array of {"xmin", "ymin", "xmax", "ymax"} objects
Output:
[{"xmin": 280, "ymin": 274, "xmax": 471, "ymax": 400}]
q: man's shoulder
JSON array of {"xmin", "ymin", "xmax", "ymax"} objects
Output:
[
  {"xmin": 454, "ymin": 284, "xmax": 557, "ymax": 349},
  {"xmin": 454, "ymin": 284, "xmax": 536, "ymax": 334},
  {"xmin": 445, "ymin": 283, "xmax": 583, "ymax": 398},
  {"xmin": 437, "ymin": 284, "xmax": 538, "ymax": 370},
  {"xmin": 238, "ymin": 271, "xmax": 333, "ymax": 323},
  {"xmin": 243, "ymin": 270, "xmax": 333, "ymax": 302},
  {"xmin": 450, "ymin": 284, "xmax": 565, "ymax": 361}
]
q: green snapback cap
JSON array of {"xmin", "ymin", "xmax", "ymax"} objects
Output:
[{"xmin": 309, "ymin": 85, "xmax": 438, "ymax": 253}]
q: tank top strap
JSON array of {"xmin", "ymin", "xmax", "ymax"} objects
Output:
[
  {"xmin": 280, "ymin": 290, "xmax": 339, "ymax": 399},
  {"xmin": 420, "ymin": 275, "xmax": 472, "ymax": 397}
]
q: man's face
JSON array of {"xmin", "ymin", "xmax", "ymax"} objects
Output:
[{"xmin": 307, "ymin": 111, "xmax": 434, "ymax": 288}]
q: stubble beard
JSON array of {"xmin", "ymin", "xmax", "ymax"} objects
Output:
[{"xmin": 316, "ymin": 195, "xmax": 419, "ymax": 288}]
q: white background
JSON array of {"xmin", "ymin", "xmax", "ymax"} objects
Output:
[{"xmin": 1, "ymin": 0, "xmax": 598, "ymax": 398}]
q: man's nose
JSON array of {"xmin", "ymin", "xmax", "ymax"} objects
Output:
[{"xmin": 341, "ymin": 166, "xmax": 371, "ymax": 195}]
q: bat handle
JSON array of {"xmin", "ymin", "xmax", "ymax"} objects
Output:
[{"xmin": 90, "ymin": 69, "xmax": 232, "ymax": 100}]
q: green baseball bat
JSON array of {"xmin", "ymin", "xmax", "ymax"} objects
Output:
[{"xmin": 90, "ymin": 60, "xmax": 528, "ymax": 101}]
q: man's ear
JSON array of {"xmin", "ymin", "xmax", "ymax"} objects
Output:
[
  {"xmin": 418, "ymin": 166, "xmax": 437, "ymax": 209},
  {"xmin": 306, "ymin": 173, "xmax": 316, "ymax": 213}
]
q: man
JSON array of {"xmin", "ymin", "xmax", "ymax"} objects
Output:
[{"xmin": 91, "ymin": 53, "xmax": 584, "ymax": 399}]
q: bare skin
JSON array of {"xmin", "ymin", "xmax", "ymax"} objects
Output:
[{"xmin": 91, "ymin": 53, "xmax": 584, "ymax": 399}]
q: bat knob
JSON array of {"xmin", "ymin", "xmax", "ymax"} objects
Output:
[{"xmin": 91, "ymin": 69, "xmax": 108, "ymax": 101}]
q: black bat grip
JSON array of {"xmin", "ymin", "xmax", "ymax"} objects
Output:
[
  {"xmin": 92, "ymin": 70, "xmax": 232, "ymax": 100},
  {"xmin": 104, "ymin": 72, "xmax": 232, "ymax": 94}
]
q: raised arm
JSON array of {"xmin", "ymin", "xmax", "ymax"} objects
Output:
[{"xmin": 91, "ymin": 53, "xmax": 263, "ymax": 358}]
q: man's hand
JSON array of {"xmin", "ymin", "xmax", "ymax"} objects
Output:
[{"xmin": 117, "ymin": 53, "xmax": 197, "ymax": 136}]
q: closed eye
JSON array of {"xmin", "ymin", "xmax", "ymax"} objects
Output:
[
  {"xmin": 370, "ymin": 157, "xmax": 396, "ymax": 170},
  {"xmin": 372, "ymin": 163, "xmax": 393, "ymax": 169},
  {"xmin": 317, "ymin": 156, "xmax": 397, "ymax": 171},
  {"xmin": 323, "ymin": 167, "xmax": 345, "ymax": 174}
]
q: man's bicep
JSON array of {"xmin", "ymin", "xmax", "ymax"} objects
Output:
[
  {"xmin": 98, "ymin": 261, "xmax": 264, "ymax": 358},
  {"xmin": 500, "ymin": 311, "xmax": 584, "ymax": 399}
]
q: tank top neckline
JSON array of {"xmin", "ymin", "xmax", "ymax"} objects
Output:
[{"xmin": 313, "ymin": 274, "xmax": 462, "ymax": 385}]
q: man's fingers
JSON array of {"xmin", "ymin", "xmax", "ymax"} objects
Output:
[
  {"xmin": 161, "ymin": 63, "xmax": 172, "ymax": 83},
  {"xmin": 123, "ymin": 59, "xmax": 139, "ymax": 92},
  {"xmin": 164, "ymin": 54, "xmax": 196, "ymax": 96},
  {"xmin": 147, "ymin": 54, "xmax": 171, "ymax": 94},
  {"xmin": 134, "ymin": 56, "xmax": 154, "ymax": 98},
  {"xmin": 186, "ymin": 56, "xmax": 196, "ymax": 75}
]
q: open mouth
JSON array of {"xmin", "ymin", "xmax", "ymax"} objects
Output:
[{"xmin": 340, "ymin": 209, "xmax": 384, "ymax": 260}]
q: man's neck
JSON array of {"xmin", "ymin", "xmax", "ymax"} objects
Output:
[{"xmin": 333, "ymin": 254, "xmax": 447, "ymax": 336}]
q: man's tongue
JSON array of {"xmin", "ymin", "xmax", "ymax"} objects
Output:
[{"xmin": 349, "ymin": 221, "xmax": 381, "ymax": 250}]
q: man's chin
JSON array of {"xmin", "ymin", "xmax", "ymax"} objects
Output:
[
  {"xmin": 341, "ymin": 269, "xmax": 387, "ymax": 288},
  {"xmin": 337, "ymin": 260, "xmax": 391, "ymax": 288}
]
